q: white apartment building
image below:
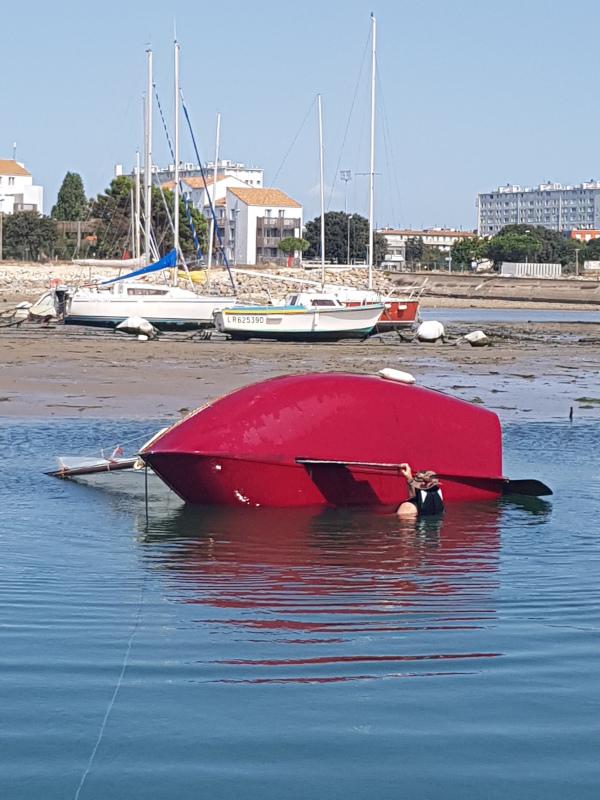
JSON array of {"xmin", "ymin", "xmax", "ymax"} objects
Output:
[
  {"xmin": 0, "ymin": 159, "xmax": 44, "ymax": 214},
  {"xmin": 378, "ymin": 228, "xmax": 475, "ymax": 254},
  {"xmin": 477, "ymin": 181, "xmax": 600, "ymax": 235},
  {"xmin": 161, "ymin": 173, "xmax": 248, "ymax": 224},
  {"xmin": 154, "ymin": 159, "xmax": 263, "ymax": 188},
  {"xmin": 225, "ymin": 187, "xmax": 303, "ymax": 266}
]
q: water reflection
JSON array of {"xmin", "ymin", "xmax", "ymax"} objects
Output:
[{"xmin": 137, "ymin": 503, "xmax": 511, "ymax": 684}]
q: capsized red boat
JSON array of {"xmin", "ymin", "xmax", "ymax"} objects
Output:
[{"xmin": 140, "ymin": 372, "xmax": 551, "ymax": 508}]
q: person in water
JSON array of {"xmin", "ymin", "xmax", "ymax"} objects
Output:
[{"xmin": 396, "ymin": 463, "xmax": 444, "ymax": 518}]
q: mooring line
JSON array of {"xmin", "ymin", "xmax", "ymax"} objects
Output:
[{"xmin": 73, "ymin": 574, "xmax": 147, "ymax": 800}]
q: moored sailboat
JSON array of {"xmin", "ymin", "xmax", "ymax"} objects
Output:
[
  {"xmin": 61, "ymin": 43, "xmax": 237, "ymax": 330},
  {"xmin": 214, "ymin": 291, "xmax": 383, "ymax": 341}
]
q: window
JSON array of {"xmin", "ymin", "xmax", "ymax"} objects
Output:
[
  {"xmin": 126, "ymin": 287, "xmax": 169, "ymax": 296},
  {"xmin": 265, "ymin": 209, "xmax": 272, "ymax": 218},
  {"xmin": 278, "ymin": 210, "xmax": 285, "ymax": 218},
  {"xmin": 8, "ymin": 177, "xmax": 15, "ymax": 186}
]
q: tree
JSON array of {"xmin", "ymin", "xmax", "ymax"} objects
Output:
[
  {"xmin": 2, "ymin": 211, "xmax": 57, "ymax": 261},
  {"xmin": 484, "ymin": 231, "xmax": 539, "ymax": 265},
  {"xmin": 421, "ymin": 245, "xmax": 448, "ymax": 269},
  {"xmin": 51, "ymin": 172, "xmax": 88, "ymax": 221},
  {"xmin": 404, "ymin": 236, "xmax": 423, "ymax": 265},
  {"xmin": 278, "ymin": 237, "xmax": 309, "ymax": 266},
  {"xmin": 485, "ymin": 224, "xmax": 576, "ymax": 266},
  {"xmin": 579, "ymin": 238, "xmax": 600, "ymax": 262},
  {"xmin": 304, "ymin": 211, "xmax": 386, "ymax": 265},
  {"xmin": 451, "ymin": 236, "xmax": 487, "ymax": 269},
  {"xmin": 91, "ymin": 176, "xmax": 208, "ymax": 260}
]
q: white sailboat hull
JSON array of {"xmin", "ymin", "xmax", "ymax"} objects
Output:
[
  {"xmin": 214, "ymin": 303, "xmax": 384, "ymax": 341},
  {"xmin": 64, "ymin": 282, "xmax": 236, "ymax": 330}
]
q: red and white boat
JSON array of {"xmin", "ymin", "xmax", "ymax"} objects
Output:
[
  {"xmin": 140, "ymin": 372, "xmax": 550, "ymax": 508},
  {"xmin": 331, "ymin": 286, "xmax": 422, "ymax": 331}
]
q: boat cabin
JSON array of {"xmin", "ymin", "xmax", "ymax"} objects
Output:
[{"xmin": 285, "ymin": 292, "xmax": 343, "ymax": 308}]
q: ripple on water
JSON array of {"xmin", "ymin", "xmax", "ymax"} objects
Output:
[{"xmin": 0, "ymin": 419, "xmax": 599, "ymax": 799}]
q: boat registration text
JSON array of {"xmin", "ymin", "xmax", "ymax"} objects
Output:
[{"xmin": 227, "ymin": 314, "xmax": 268, "ymax": 324}]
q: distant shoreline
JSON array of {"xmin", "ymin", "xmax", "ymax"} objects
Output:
[{"xmin": 2, "ymin": 261, "xmax": 600, "ymax": 312}]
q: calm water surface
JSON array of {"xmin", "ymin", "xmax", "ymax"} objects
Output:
[
  {"xmin": 1, "ymin": 419, "xmax": 599, "ymax": 799},
  {"xmin": 421, "ymin": 307, "xmax": 600, "ymax": 323}
]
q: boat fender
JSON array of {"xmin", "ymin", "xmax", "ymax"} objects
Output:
[
  {"xmin": 378, "ymin": 368, "xmax": 416, "ymax": 384},
  {"xmin": 417, "ymin": 320, "xmax": 444, "ymax": 342},
  {"xmin": 116, "ymin": 316, "xmax": 158, "ymax": 338}
]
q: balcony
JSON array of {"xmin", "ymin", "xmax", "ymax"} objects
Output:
[
  {"xmin": 257, "ymin": 216, "xmax": 301, "ymax": 229},
  {"xmin": 256, "ymin": 236, "xmax": 284, "ymax": 248}
]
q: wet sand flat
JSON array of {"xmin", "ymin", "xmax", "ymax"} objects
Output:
[{"xmin": 0, "ymin": 321, "xmax": 598, "ymax": 423}]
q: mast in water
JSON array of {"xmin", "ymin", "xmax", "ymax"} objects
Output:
[
  {"xmin": 368, "ymin": 13, "xmax": 376, "ymax": 290},
  {"xmin": 317, "ymin": 93, "xmax": 325, "ymax": 288},
  {"xmin": 144, "ymin": 48, "xmax": 153, "ymax": 265},
  {"xmin": 173, "ymin": 37, "xmax": 180, "ymax": 284}
]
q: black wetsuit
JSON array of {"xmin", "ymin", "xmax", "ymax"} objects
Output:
[{"xmin": 411, "ymin": 485, "xmax": 444, "ymax": 516}]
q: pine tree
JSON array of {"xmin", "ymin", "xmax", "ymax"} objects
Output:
[{"xmin": 51, "ymin": 172, "xmax": 88, "ymax": 220}]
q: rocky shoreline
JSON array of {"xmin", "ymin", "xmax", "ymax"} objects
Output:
[{"xmin": 3, "ymin": 260, "xmax": 600, "ymax": 310}]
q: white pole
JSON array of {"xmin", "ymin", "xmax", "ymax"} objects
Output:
[
  {"xmin": 318, "ymin": 93, "xmax": 325, "ymax": 288},
  {"xmin": 368, "ymin": 13, "xmax": 376, "ymax": 289},
  {"xmin": 207, "ymin": 112, "xmax": 221, "ymax": 271},
  {"xmin": 144, "ymin": 48, "xmax": 153, "ymax": 265},
  {"xmin": 129, "ymin": 188, "xmax": 135, "ymax": 258},
  {"xmin": 134, "ymin": 150, "xmax": 141, "ymax": 260},
  {"xmin": 173, "ymin": 38, "xmax": 180, "ymax": 283}
]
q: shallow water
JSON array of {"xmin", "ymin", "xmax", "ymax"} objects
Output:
[
  {"xmin": 1, "ymin": 419, "xmax": 599, "ymax": 799},
  {"xmin": 421, "ymin": 307, "xmax": 600, "ymax": 323}
]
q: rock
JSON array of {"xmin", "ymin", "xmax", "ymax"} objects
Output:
[{"xmin": 463, "ymin": 330, "xmax": 490, "ymax": 347}]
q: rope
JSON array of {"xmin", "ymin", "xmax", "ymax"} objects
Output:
[
  {"xmin": 180, "ymin": 93, "xmax": 237, "ymax": 292},
  {"xmin": 271, "ymin": 96, "xmax": 316, "ymax": 186},
  {"xmin": 376, "ymin": 58, "xmax": 404, "ymax": 226},
  {"xmin": 73, "ymin": 574, "xmax": 146, "ymax": 800},
  {"xmin": 326, "ymin": 30, "xmax": 371, "ymax": 211},
  {"xmin": 155, "ymin": 84, "xmax": 202, "ymax": 276}
]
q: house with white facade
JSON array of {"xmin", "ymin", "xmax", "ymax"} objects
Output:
[
  {"xmin": 154, "ymin": 159, "xmax": 263, "ymax": 188},
  {"xmin": 0, "ymin": 159, "xmax": 44, "ymax": 214},
  {"xmin": 224, "ymin": 187, "xmax": 303, "ymax": 266}
]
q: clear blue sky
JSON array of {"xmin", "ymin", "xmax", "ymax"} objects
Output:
[{"xmin": 3, "ymin": 0, "xmax": 599, "ymax": 230}]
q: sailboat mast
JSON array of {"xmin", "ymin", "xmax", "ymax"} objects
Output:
[
  {"xmin": 318, "ymin": 93, "xmax": 325, "ymax": 288},
  {"xmin": 207, "ymin": 112, "xmax": 221, "ymax": 272},
  {"xmin": 173, "ymin": 38, "xmax": 180, "ymax": 284},
  {"xmin": 368, "ymin": 13, "xmax": 376, "ymax": 290},
  {"xmin": 134, "ymin": 150, "xmax": 141, "ymax": 260},
  {"xmin": 144, "ymin": 48, "xmax": 153, "ymax": 265}
]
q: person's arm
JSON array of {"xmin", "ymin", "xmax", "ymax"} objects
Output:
[{"xmin": 400, "ymin": 463, "xmax": 416, "ymax": 498}]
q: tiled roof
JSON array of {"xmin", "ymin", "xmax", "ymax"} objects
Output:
[
  {"xmin": 228, "ymin": 187, "xmax": 301, "ymax": 208},
  {"xmin": 182, "ymin": 175, "xmax": 225, "ymax": 189},
  {"xmin": 0, "ymin": 159, "xmax": 31, "ymax": 177},
  {"xmin": 159, "ymin": 175, "xmax": 233, "ymax": 191}
]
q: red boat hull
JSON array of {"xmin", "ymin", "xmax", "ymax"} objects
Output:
[
  {"xmin": 142, "ymin": 373, "xmax": 503, "ymax": 508},
  {"xmin": 345, "ymin": 299, "xmax": 420, "ymax": 330}
]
